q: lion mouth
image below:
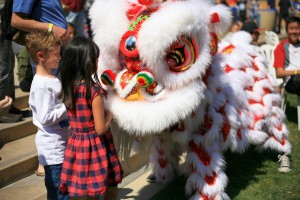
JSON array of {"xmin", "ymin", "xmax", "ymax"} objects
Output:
[{"xmin": 114, "ymin": 69, "xmax": 165, "ymax": 101}]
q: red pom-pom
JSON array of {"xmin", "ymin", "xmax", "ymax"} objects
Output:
[
  {"xmin": 101, "ymin": 70, "xmax": 116, "ymax": 86},
  {"xmin": 138, "ymin": 0, "xmax": 154, "ymax": 6},
  {"xmin": 210, "ymin": 12, "xmax": 220, "ymax": 24}
]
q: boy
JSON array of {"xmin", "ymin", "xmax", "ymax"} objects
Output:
[{"xmin": 25, "ymin": 30, "xmax": 69, "ymax": 199}]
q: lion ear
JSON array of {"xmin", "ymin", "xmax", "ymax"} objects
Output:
[{"xmin": 208, "ymin": 4, "xmax": 232, "ymax": 36}]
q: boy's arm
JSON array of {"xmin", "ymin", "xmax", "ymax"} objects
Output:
[{"xmin": 31, "ymin": 88, "xmax": 68, "ymax": 127}]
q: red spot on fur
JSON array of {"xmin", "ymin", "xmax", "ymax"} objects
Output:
[
  {"xmin": 222, "ymin": 120, "xmax": 231, "ymax": 142},
  {"xmin": 199, "ymin": 192, "xmax": 209, "ymax": 200},
  {"xmin": 203, "ymin": 67, "xmax": 212, "ymax": 85},
  {"xmin": 224, "ymin": 65, "xmax": 233, "ymax": 73},
  {"xmin": 210, "ymin": 12, "xmax": 220, "ymax": 23},
  {"xmin": 189, "ymin": 141, "xmax": 211, "ymax": 166},
  {"xmin": 198, "ymin": 192, "xmax": 217, "ymax": 200},
  {"xmin": 246, "ymin": 86, "xmax": 253, "ymax": 91},
  {"xmin": 272, "ymin": 135, "xmax": 286, "ymax": 146},
  {"xmin": 249, "ymin": 99, "xmax": 256, "ymax": 105},
  {"xmin": 263, "ymin": 88, "xmax": 271, "ymax": 94},
  {"xmin": 205, "ymin": 172, "xmax": 217, "ymax": 185},
  {"xmin": 204, "ymin": 116, "xmax": 213, "ymax": 129},
  {"xmin": 253, "ymin": 62, "xmax": 259, "ymax": 71},
  {"xmin": 158, "ymin": 158, "xmax": 168, "ymax": 168},
  {"xmin": 219, "ymin": 106, "xmax": 225, "ymax": 115},
  {"xmin": 237, "ymin": 129, "xmax": 242, "ymax": 140}
]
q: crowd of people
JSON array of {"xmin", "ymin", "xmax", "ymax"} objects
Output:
[
  {"xmin": 217, "ymin": 0, "xmax": 300, "ymax": 34},
  {"xmin": 0, "ymin": 0, "xmax": 299, "ymax": 199}
]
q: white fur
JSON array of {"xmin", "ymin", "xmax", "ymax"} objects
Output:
[
  {"xmin": 137, "ymin": 1, "xmax": 212, "ymax": 89},
  {"xmin": 108, "ymin": 81, "xmax": 206, "ymax": 134},
  {"xmin": 90, "ymin": 0, "xmax": 129, "ymax": 75}
]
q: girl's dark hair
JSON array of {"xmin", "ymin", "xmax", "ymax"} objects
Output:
[{"xmin": 61, "ymin": 37, "xmax": 101, "ymax": 109}]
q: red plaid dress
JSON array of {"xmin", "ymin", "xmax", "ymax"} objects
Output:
[{"xmin": 60, "ymin": 83, "xmax": 122, "ymax": 197}]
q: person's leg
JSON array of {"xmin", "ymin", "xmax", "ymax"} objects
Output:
[
  {"xmin": 0, "ymin": 38, "xmax": 22, "ymax": 123},
  {"xmin": 0, "ymin": 39, "xmax": 15, "ymax": 100},
  {"xmin": 44, "ymin": 164, "xmax": 69, "ymax": 200},
  {"xmin": 104, "ymin": 186, "xmax": 118, "ymax": 200}
]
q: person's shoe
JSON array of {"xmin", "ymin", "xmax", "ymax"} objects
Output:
[
  {"xmin": 146, "ymin": 173, "xmax": 156, "ymax": 183},
  {"xmin": 278, "ymin": 154, "xmax": 292, "ymax": 173},
  {"xmin": 0, "ymin": 113, "xmax": 23, "ymax": 123},
  {"xmin": 9, "ymin": 106, "xmax": 32, "ymax": 118}
]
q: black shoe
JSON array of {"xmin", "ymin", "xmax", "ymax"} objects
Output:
[
  {"xmin": 146, "ymin": 174, "xmax": 156, "ymax": 183},
  {"xmin": 9, "ymin": 106, "xmax": 32, "ymax": 118},
  {"xmin": 0, "ymin": 113, "xmax": 23, "ymax": 123}
]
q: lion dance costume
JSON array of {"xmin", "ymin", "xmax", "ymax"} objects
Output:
[{"xmin": 90, "ymin": 0, "xmax": 291, "ymax": 199}]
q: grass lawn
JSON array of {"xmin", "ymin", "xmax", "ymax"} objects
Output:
[{"xmin": 150, "ymin": 94, "xmax": 300, "ymax": 200}]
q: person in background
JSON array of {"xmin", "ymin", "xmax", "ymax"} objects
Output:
[
  {"xmin": 16, "ymin": 47, "xmax": 33, "ymax": 92},
  {"xmin": 67, "ymin": 23, "xmax": 75, "ymax": 39},
  {"xmin": 247, "ymin": 0, "xmax": 260, "ymax": 27},
  {"xmin": 238, "ymin": 0, "xmax": 248, "ymax": 22},
  {"xmin": 62, "ymin": 0, "xmax": 87, "ymax": 38},
  {"xmin": 12, "ymin": 0, "xmax": 69, "ymax": 75},
  {"xmin": 291, "ymin": 0, "xmax": 300, "ymax": 17},
  {"xmin": 25, "ymin": 30, "xmax": 69, "ymax": 199},
  {"xmin": 241, "ymin": 21, "xmax": 262, "ymax": 44},
  {"xmin": 277, "ymin": 0, "xmax": 291, "ymax": 34},
  {"xmin": 274, "ymin": 17, "xmax": 300, "ymax": 89},
  {"xmin": 60, "ymin": 37, "xmax": 122, "ymax": 200},
  {"xmin": 0, "ymin": 0, "xmax": 24, "ymax": 123},
  {"xmin": 267, "ymin": 0, "xmax": 277, "ymax": 32},
  {"xmin": 273, "ymin": 16, "xmax": 300, "ymax": 173},
  {"xmin": 223, "ymin": 21, "xmax": 243, "ymax": 42}
]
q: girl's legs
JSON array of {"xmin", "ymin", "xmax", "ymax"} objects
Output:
[
  {"xmin": 104, "ymin": 187, "xmax": 118, "ymax": 200},
  {"xmin": 70, "ymin": 197, "xmax": 99, "ymax": 200}
]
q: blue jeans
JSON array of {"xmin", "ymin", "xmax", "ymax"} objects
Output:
[{"xmin": 44, "ymin": 164, "xmax": 69, "ymax": 200}]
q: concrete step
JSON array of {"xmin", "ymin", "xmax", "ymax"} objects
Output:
[
  {"xmin": 0, "ymin": 164, "xmax": 167, "ymax": 200},
  {"xmin": 14, "ymin": 87, "xmax": 29, "ymax": 110},
  {"xmin": 0, "ymin": 117, "xmax": 36, "ymax": 147},
  {"xmin": 0, "ymin": 174, "xmax": 45, "ymax": 200},
  {"xmin": 0, "ymin": 134, "xmax": 38, "ymax": 188}
]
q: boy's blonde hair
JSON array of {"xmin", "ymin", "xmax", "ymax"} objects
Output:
[{"xmin": 25, "ymin": 30, "xmax": 62, "ymax": 64}]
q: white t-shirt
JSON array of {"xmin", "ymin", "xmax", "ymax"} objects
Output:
[{"xmin": 29, "ymin": 75, "xmax": 69, "ymax": 165}]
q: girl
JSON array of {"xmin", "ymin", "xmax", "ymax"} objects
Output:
[{"xmin": 60, "ymin": 37, "xmax": 123, "ymax": 200}]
